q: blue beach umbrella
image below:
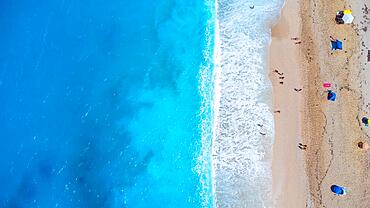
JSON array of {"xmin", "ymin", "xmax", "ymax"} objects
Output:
[
  {"xmin": 336, "ymin": 40, "xmax": 343, "ymax": 49},
  {"xmin": 327, "ymin": 90, "xmax": 336, "ymax": 101},
  {"xmin": 331, "ymin": 40, "xmax": 343, "ymax": 50},
  {"xmin": 331, "ymin": 185, "xmax": 347, "ymax": 195}
]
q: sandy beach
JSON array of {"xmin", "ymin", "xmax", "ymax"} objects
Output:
[
  {"xmin": 270, "ymin": 0, "xmax": 308, "ymax": 207},
  {"xmin": 271, "ymin": 0, "xmax": 370, "ymax": 207}
]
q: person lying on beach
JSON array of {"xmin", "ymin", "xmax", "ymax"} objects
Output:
[
  {"xmin": 294, "ymin": 41, "xmax": 302, "ymax": 44},
  {"xmin": 330, "ymin": 36, "xmax": 337, "ymax": 42},
  {"xmin": 274, "ymin": 110, "xmax": 281, "ymax": 113},
  {"xmin": 294, "ymin": 88, "xmax": 302, "ymax": 92}
]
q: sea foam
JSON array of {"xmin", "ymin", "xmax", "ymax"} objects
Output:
[
  {"xmin": 195, "ymin": 0, "xmax": 216, "ymax": 206},
  {"xmin": 212, "ymin": 0, "xmax": 283, "ymax": 207}
]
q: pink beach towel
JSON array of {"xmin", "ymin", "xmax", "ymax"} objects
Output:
[{"xmin": 323, "ymin": 82, "xmax": 331, "ymax": 88}]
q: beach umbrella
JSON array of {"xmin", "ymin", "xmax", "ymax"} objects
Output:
[
  {"xmin": 331, "ymin": 185, "xmax": 347, "ymax": 195},
  {"xmin": 327, "ymin": 90, "xmax": 336, "ymax": 101},
  {"xmin": 336, "ymin": 40, "xmax": 342, "ymax": 49},
  {"xmin": 331, "ymin": 40, "xmax": 342, "ymax": 50},
  {"xmin": 342, "ymin": 10, "xmax": 354, "ymax": 24},
  {"xmin": 362, "ymin": 117, "xmax": 369, "ymax": 126},
  {"xmin": 335, "ymin": 11, "xmax": 344, "ymax": 24},
  {"xmin": 343, "ymin": 9, "xmax": 352, "ymax": 14}
]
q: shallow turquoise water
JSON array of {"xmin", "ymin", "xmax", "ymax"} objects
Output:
[{"xmin": 0, "ymin": 0, "xmax": 214, "ymax": 207}]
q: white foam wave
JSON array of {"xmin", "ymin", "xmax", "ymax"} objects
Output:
[
  {"xmin": 194, "ymin": 0, "xmax": 216, "ymax": 207},
  {"xmin": 212, "ymin": 0, "xmax": 282, "ymax": 207}
]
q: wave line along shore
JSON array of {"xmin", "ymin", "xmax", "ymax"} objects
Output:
[{"xmin": 212, "ymin": 0, "xmax": 282, "ymax": 207}]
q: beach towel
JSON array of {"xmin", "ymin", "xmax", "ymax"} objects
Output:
[{"xmin": 323, "ymin": 82, "xmax": 331, "ymax": 88}]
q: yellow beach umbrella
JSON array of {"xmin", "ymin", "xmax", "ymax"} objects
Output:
[{"xmin": 343, "ymin": 10, "xmax": 352, "ymax": 14}]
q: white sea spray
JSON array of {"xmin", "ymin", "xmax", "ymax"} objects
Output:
[
  {"xmin": 212, "ymin": 0, "xmax": 283, "ymax": 207},
  {"xmin": 195, "ymin": 0, "xmax": 216, "ymax": 207}
]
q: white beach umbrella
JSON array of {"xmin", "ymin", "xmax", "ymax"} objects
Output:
[{"xmin": 342, "ymin": 14, "xmax": 354, "ymax": 24}]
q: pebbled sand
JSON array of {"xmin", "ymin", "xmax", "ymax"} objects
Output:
[{"xmin": 270, "ymin": 0, "xmax": 370, "ymax": 207}]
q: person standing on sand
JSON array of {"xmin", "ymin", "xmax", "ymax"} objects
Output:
[
  {"xmin": 291, "ymin": 37, "xmax": 301, "ymax": 44},
  {"xmin": 330, "ymin": 36, "xmax": 336, "ymax": 42},
  {"xmin": 358, "ymin": 142, "xmax": 370, "ymax": 150},
  {"xmin": 298, "ymin": 143, "xmax": 307, "ymax": 150}
]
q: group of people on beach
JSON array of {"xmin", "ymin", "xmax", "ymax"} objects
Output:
[
  {"xmin": 272, "ymin": 67, "xmax": 306, "ymax": 149},
  {"xmin": 273, "ymin": 69, "xmax": 285, "ymax": 85},
  {"xmin": 290, "ymin": 15, "xmax": 370, "ymax": 196}
]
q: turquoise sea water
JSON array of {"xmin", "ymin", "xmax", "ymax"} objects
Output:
[{"xmin": 0, "ymin": 0, "xmax": 214, "ymax": 207}]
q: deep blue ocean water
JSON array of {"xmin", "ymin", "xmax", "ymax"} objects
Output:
[{"xmin": 0, "ymin": 0, "xmax": 213, "ymax": 207}]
